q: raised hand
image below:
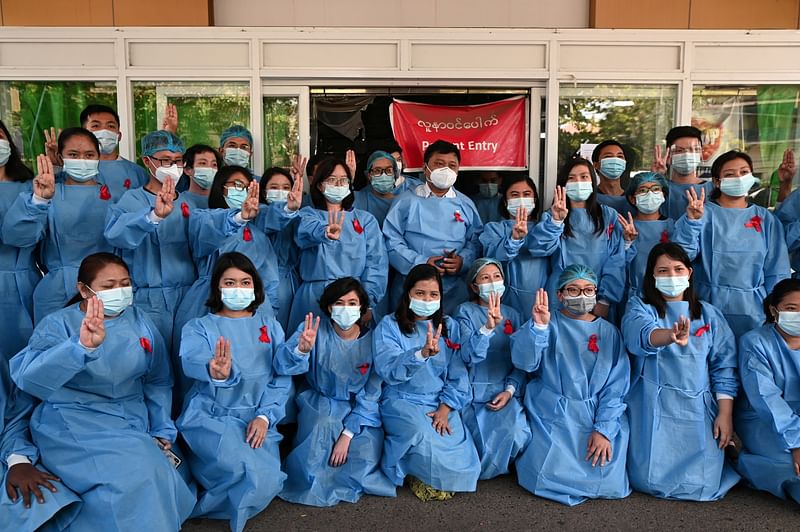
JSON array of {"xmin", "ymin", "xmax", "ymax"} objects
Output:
[
  {"xmin": 245, "ymin": 417, "xmax": 268, "ymax": 449},
  {"xmin": 43, "ymin": 127, "xmax": 61, "ymax": 165},
  {"xmin": 550, "ymin": 186, "xmax": 568, "ymax": 221},
  {"xmin": 532, "ymin": 288, "xmax": 550, "ymax": 327},
  {"xmin": 617, "ymin": 212, "xmax": 638, "ymax": 242},
  {"xmin": 154, "ymin": 177, "xmax": 176, "ymax": 218},
  {"xmin": 162, "ymin": 103, "xmax": 178, "ymax": 133},
  {"xmin": 685, "ymin": 186, "xmax": 705, "ymax": 220},
  {"xmin": 345, "ymin": 149, "xmax": 357, "ymax": 179},
  {"xmin": 287, "ymin": 166, "xmax": 304, "ymax": 212},
  {"xmin": 290, "ymin": 154, "xmax": 307, "ymax": 182},
  {"xmin": 209, "ymin": 336, "xmax": 232, "ymax": 380},
  {"xmin": 485, "ymin": 291, "xmax": 504, "ymax": 330},
  {"xmin": 778, "ymin": 149, "xmax": 796, "ymax": 184},
  {"xmin": 298, "ymin": 312, "xmax": 321, "ymax": 353},
  {"xmin": 421, "ymin": 321, "xmax": 443, "ymax": 358},
  {"xmin": 325, "ymin": 209, "xmax": 345, "ymax": 240},
  {"xmin": 671, "ymin": 315, "xmax": 690, "ymax": 346},
  {"xmin": 652, "ymin": 144, "xmax": 669, "ymax": 175},
  {"xmin": 511, "ymin": 202, "xmax": 529, "ymax": 240},
  {"xmin": 33, "ymin": 154, "xmax": 55, "ymax": 200},
  {"xmin": 79, "ymin": 296, "xmax": 106, "ymax": 349},
  {"xmin": 240, "ymin": 180, "xmax": 260, "ymax": 220}
]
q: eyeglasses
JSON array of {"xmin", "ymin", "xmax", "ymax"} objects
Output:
[
  {"xmin": 562, "ymin": 286, "xmax": 597, "ymax": 297},
  {"xmin": 149, "ymin": 156, "xmax": 184, "ymax": 168},
  {"xmin": 636, "ymin": 185, "xmax": 663, "ymax": 194},
  {"xmin": 368, "ymin": 168, "xmax": 395, "ymax": 177},
  {"xmin": 225, "ymin": 181, "xmax": 248, "ymax": 191},
  {"xmin": 323, "ymin": 176, "xmax": 350, "ymax": 187}
]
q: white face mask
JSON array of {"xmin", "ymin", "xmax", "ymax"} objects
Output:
[
  {"xmin": 153, "ymin": 163, "xmax": 182, "ymax": 184},
  {"xmin": 428, "ymin": 166, "xmax": 457, "ymax": 190},
  {"xmin": 507, "ymin": 197, "xmax": 535, "ymax": 217}
]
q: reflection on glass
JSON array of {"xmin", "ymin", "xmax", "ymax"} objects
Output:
[
  {"xmin": 558, "ymin": 84, "xmax": 677, "ymax": 174},
  {"xmin": 692, "ymin": 85, "xmax": 800, "ymax": 207},
  {"xmin": 132, "ymin": 81, "xmax": 250, "ymax": 161},
  {"xmin": 263, "ymin": 96, "xmax": 299, "ymax": 169},
  {"xmin": 0, "ymin": 81, "xmax": 117, "ymax": 165}
]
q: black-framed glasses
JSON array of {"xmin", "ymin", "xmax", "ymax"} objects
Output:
[
  {"xmin": 562, "ymin": 286, "xmax": 597, "ymax": 297},
  {"xmin": 148, "ymin": 156, "xmax": 184, "ymax": 168}
]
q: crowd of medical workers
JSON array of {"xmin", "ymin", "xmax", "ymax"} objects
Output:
[{"xmin": 2, "ymin": 102, "xmax": 800, "ymax": 531}]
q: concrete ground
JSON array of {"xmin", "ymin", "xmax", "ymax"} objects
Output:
[{"xmin": 182, "ymin": 476, "xmax": 799, "ymax": 531}]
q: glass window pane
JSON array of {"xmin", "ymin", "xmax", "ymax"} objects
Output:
[
  {"xmin": 559, "ymin": 84, "xmax": 677, "ymax": 174},
  {"xmin": 132, "ymin": 81, "xmax": 250, "ymax": 160},
  {"xmin": 692, "ymin": 84, "xmax": 800, "ymax": 207},
  {"xmin": 0, "ymin": 80, "xmax": 117, "ymax": 166},
  {"xmin": 263, "ymin": 96, "xmax": 299, "ymax": 169}
]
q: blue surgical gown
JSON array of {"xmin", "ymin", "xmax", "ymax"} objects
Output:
[
  {"xmin": 453, "ymin": 301, "xmax": 531, "ymax": 479},
  {"xmin": 278, "ymin": 319, "xmax": 396, "ymax": 506},
  {"xmin": 736, "ymin": 324, "xmax": 800, "ymax": 503},
  {"xmin": 373, "ymin": 315, "xmax": 481, "ymax": 492},
  {"xmin": 179, "ymin": 190, "xmax": 209, "ymax": 210},
  {"xmin": 511, "ymin": 312, "xmax": 631, "ymax": 505},
  {"xmin": 624, "ymin": 218, "xmax": 675, "ymax": 297},
  {"xmin": 479, "ymin": 217, "xmax": 559, "ymax": 317},
  {"xmin": 383, "ymin": 191, "xmax": 483, "ymax": 315},
  {"xmin": 622, "ymin": 296, "xmax": 740, "ymax": 500},
  {"xmin": 177, "ymin": 309, "xmax": 290, "ymax": 532},
  {"xmin": 0, "ymin": 181, "xmax": 39, "ymax": 360},
  {"xmin": 97, "ymin": 158, "xmax": 148, "ymax": 201},
  {"xmin": 672, "ymin": 203, "xmax": 790, "ymax": 338},
  {"xmin": 264, "ymin": 209, "xmax": 300, "ymax": 332},
  {"xmin": 774, "ymin": 187, "xmax": 800, "ymax": 277},
  {"xmin": 2, "ymin": 183, "xmax": 112, "ymax": 323},
  {"xmin": 288, "ymin": 207, "xmax": 387, "ymax": 331},
  {"xmin": 353, "ymin": 179, "xmax": 418, "ymax": 228},
  {"xmin": 597, "ymin": 193, "xmax": 635, "ymax": 217},
  {"xmin": 662, "ymin": 180, "xmax": 714, "ymax": 221},
  {"xmin": 469, "ymin": 193, "xmax": 503, "ymax": 225},
  {"xmin": 9, "ymin": 304, "xmax": 195, "ymax": 531}
]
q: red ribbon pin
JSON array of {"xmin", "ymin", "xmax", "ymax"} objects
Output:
[
  {"xmin": 357, "ymin": 363, "xmax": 370, "ymax": 375},
  {"xmin": 99, "ymin": 185, "xmax": 111, "ymax": 201},
  {"xmin": 181, "ymin": 202, "xmax": 190, "ymax": 218},
  {"xmin": 745, "ymin": 215, "xmax": 762, "ymax": 233},
  {"xmin": 588, "ymin": 334, "xmax": 599, "ymax": 354},
  {"xmin": 660, "ymin": 231, "xmax": 669, "ymax": 244},
  {"xmin": 243, "ymin": 226, "xmax": 252, "ymax": 242},
  {"xmin": 353, "ymin": 218, "xmax": 364, "ymax": 234},
  {"xmin": 607, "ymin": 223, "xmax": 614, "ymax": 239},
  {"xmin": 694, "ymin": 324, "xmax": 710, "ymax": 337},
  {"xmin": 123, "ymin": 178, "xmax": 131, "ymax": 190},
  {"xmin": 259, "ymin": 325, "xmax": 271, "ymax": 343},
  {"xmin": 454, "ymin": 211, "xmax": 465, "ymax": 223},
  {"xmin": 445, "ymin": 338, "xmax": 461, "ymax": 350},
  {"xmin": 503, "ymin": 319, "xmax": 514, "ymax": 335},
  {"xmin": 140, "ymin": 337, "xmax": 153, "ymax": 353}
]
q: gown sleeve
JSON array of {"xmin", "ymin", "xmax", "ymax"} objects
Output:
[
  {"xmin": 479, "ymin": 221, "xmax": 523, "ymax": 262},
  {"xmin": 510, "ymin": 319, "xmax": 549, "ymax": 373},
  {"xmin": 438, "ymin": 318, "xmax": 472, "ymax": 410},
  {"xmin": 372, "ymin": 318, "xmax": 428, "ymax": 385},
  {"xmin": 597, "ymin": 210, "xmax": 626, "ymax": 304},
  {"xmin": 620, "ymin": 296, "xmax": 662, "ymax": 358},
  {"xmin": 342, "ymin": 369, "xmax": 383, "ymax": 436},
  {"xmin": 382, "ymin": 196, "xmax": 428, "ymax": 275},
  {"xmin": 453, "ymin": 304, "xmax": 492, "ymax": 366},
  {"xmin": 140, "ymin": 317, "xmax": 177, "ymax": 441},
  {"xmin": 0, "ymin": 364, "xmax": 39, "ymax": 464},
  {"xmin": 592, "ymin": 326, "xmax": 630, "ymax": 441},
  {"xmin": 526, "ymin": 212, "xmax": 564, "ymax": 257},
  {"xmin": 273, "ymin": 322, "xmax": 311, "ymax": 376},
  {"xmin": 705, "ymin": 303, "xmax": 739, "ymax": 398},
  {"xmin": 359, "ymin": 212, "xmax": 389, "ymax": 308},
  {"xmin": 179, "ymin": 317, "xmax": 242, "ymax": 388},
  {"xmin": 0, "ymin": 192, "xmax": 48, "ymax": 248},
  {"xmin": 256, "ymin": 319, "xmax": 291, "ymax": 427}
]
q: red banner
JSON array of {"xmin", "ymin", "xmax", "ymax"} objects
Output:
[{"xmin": 389, "ymin": 96, "xmax": 528, "ymax": 172}]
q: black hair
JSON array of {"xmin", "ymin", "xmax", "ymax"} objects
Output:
[
  {"xmin": 641, "ymin": 242, "xmax": 702, "ymax": 320},
  {"xmin": 79, "ymin": 104, "xmax": 120, "ymax": 128},
  {"xmin": 65, "ymin": 252, "xmax": 130, "ymax": 306},
  {"xmin": 258, "ymin": 166, "xmax": 294, "ymax": 204},
  {"xmin": 183, "ymin": 143, "xmax": 222, "ymax": 170},
  {"xmin": 381, "ymin": 140, "xmax": 403, "ymax": 155},
  {"xmin": 205, "ymin": 252, "xmax": 265, "ymax": 314},
  {"xmin": 498, "ymin": 172, "xmax": 541, "ymax": 221},
  {"xmin": 395, "ymin": 264, "xmax": 449, "ymax": 338},
  {"xmin": 556, "ymin": 158, "xmax": 604, "ymax": 238},
  {"xmin": 665, "ymin": 126, "xmax": 702, "ymax": 148},
  {"xmin": 318, "ymin": 277, "xmax": 370, "ymax": 318},
  {"xmin": 423, "ymin": 140, "xmax": 461, "ymax": 165},
  {"xmin": 591, "ymin": 140, "xmax": 626, "ymax": 163},
  {"xmin": 0, "ymin": 120, "xmax": 33, "ymax": 182},
  {"xmin": 57, "ymin": 127, "xmax": 100, "ymax": 156},
  {"xmin": 309, "ymin": 157, "xmax": 354, "ymax": 211},
  {"xmin": 709, "ymin": 150, "xmax": 754, "ymax": 201},
  {"xmin": 306, "ymin": 153, "xmax": 328, "ymax": 178},
  {"xmin": 764, "ymin": 278, "xmax": 800, "ymax": 323},
  {"xmin": 208, "ymin": 165, "xmax": 253, "ymax": 209}
]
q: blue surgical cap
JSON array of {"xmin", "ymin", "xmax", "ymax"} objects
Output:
[
  {"xmin": 557, "ymin": 264, "xmax": 598, "ymax": 289},
  {"xmin": 141, "ymin": 130, "xmax": 184, "ymax": 157},
  {"xmin": 466, "ymin": 257, "xmax": 504, "ymax": 285},
  {"xmin": 220, "ymin": 125, "xmax": 253, "ymax": 148},
  {"xmin": 625, "ymin": 171, "xmax": 669, "ymax": 198},
  {"xmin": 365, "ymin": 150, "xmax": 398, "ymax": 177}
]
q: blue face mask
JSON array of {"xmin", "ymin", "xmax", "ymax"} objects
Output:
[
  {"xmin": 225, "ymin": 187, "xmax": 248, "ymax": 209},
  {"xmin": 670, "ymin": 152, "xmax": 700, "ymax": 175},
  {"xmin": 599, "ymin": 157, "xmax": 626, "ymax": 179},
  {"xmin": 221, "ymin": 287, "xmax": 255, "ymax": 311},
  {"xmin": 266, "ymin": 189, "xmax": 289, "ymax": 204},
  {"xmin": 93, "ymin": 129, "xmax": 119, "ymax": 155},
  {"xmin": 371, "ymin": 173, "xmax": 396, "ymax": 194},
  {"xmin": 223, "ymin": 147, "xmax": 250, "ymax": 167},
  {"xmin": 88, "ymin": 285, "xmax": 133, "ymax": 317},
  {"xmin": 63, "ymin": 158, "xmax": 100, "ymax": 182},
  {"xmin": 777, "ymin": 311, "xmax": 800, "ymax": 337},
  {"xmin": 323, "ymin": 184, "xmax": 351, "ymax": 204},
  {"xmin": 331, "ymin": 305, "xmax": 361, "ymax": 330},
  {"xmin": 507, "ymin": 197, "xmax": 534, "ymax": 217},
  {"xmin": 0, "ymin": 139, "xmax": 10, "ymax": 166},
  {"xmin": 479, "ymin": 183, "xmax": 499, "ymax": 198},
  {"xmin": 409, "ymin": 297, "xmax": 440, "ymax": 318},
  {"xmin": 565, "ymin": 181, "xmax": 593, "ymax": 202},
  {"xmin": 192, "ymin": 167, "xmax": 216, "ymax": 189},
  {"xmin": 654, "ymin": 275, "xmax": 690, "ymax": 297},
  {"xmin": 635, "ymin": 191, "xmax": 665, "ymax": 214},
  {"xmin": 477, "ymin": 280, "xmax": 505, "ymax": 303},
  {"xmin": 719, "ymin": 173, "xmax": 757, "ymax": 197}
]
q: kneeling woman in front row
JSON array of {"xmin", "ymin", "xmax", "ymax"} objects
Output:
[
  {"xmin": 10, "ymin": 252, "xmax": 195, "ymax": 530},
  {"xmin": 511, "ymin": 265, "xmax": 630, "ymax": 506},
  {"xmin": 278, "ymin": 277, "xmax": 396, "ymax": 506},
  {"xmin": 374, "ymin": 264, "xmax": 480, "ymax": 501},
  {"xmin": 177, "ymin": 252, "xmax": 290, "ymax": 532}
]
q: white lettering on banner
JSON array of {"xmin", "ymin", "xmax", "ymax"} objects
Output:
[
  {"xmin": 421, "ymin": 140, "xmax": 498, "ymax": 153},
  {"xmin": 416, "ymin": 114, "xmax": 500, "ymax": 133}
]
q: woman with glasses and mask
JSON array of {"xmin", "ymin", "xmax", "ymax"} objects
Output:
[
  {"xmin": 10, "ymin": 252, "xmax": 195, "ymax": 531},
  {"xmin": 3, "ymin": 128, "xmax": 113, "ymax": 323},
  {"xmin": 511, "ymin": 264, "xmax": 630, "ymax": 505},
  {"xmin": 288, "ymin": 157, "xmax": 387, "ymax": 332},
  {"xmin": 736, "ymin": 278, "xmax": 800, "ymax": 504},
  {"xmin": 622, "ymin": 243, "xmax": 739, "ymax": 500},
  {"xmin": 672, "ymin": 150, "xmax": 790, "ymax": 339},
  {"xmin": 354, "ymin": 150, "xmax": 416, "ymax": 228}
]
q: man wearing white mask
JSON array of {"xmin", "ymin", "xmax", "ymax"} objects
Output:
[
  {"xmin": 383, "ymin": 140, "xmax": 483, "ymax": 313},
  {"xmin": 79, "ymin": 104, "xmax": 149, "ymax": 200},
  {"xmin": 103, "ymin": 130, "xmax": 197, "ymax": 352},
  {"xmin": 653, "ymin": 126, "xmax": 714, "ymax": 220}
]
